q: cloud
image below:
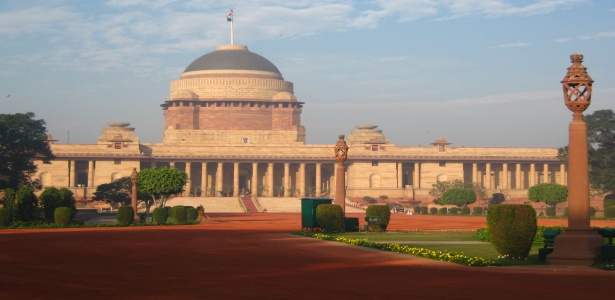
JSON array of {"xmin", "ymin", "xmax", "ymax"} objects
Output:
[
  {"xmin": 579, "ymin": 31, "xmax": 615, "ymax": 40},
  {"xmin": 555, "ymin": 38, "xmax": 571, "ymax": 43},
  {"xmin": 0, "ymin": 6, "xmax": 79, "ymax": 36},
  {"xmin": 490, "ymin": 42, "xmax": 530, "ymax": 48}
]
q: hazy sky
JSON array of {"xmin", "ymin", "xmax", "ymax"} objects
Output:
[{"xmin": 1, "ymin": 0, "xmax": 613, "ymax": 148}]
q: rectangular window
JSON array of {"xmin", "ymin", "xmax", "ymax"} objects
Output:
[
  {"xmin": 114, "ymin": 159, "xmax": 121, "ymax": 165},
  {"xmin": 114, "ymin": 143, "xmax": 122, "ymax": 149},
  {"xmin": 439, "ymin": 161, "xmax": 446, "ymax": 167},
  {"xmin": 371, "ymin": 145, "xmax": 378, "ymax": 151},
  {"xmin": 372, "ymin": 161, "xmax": 379, "ymax": 166}
]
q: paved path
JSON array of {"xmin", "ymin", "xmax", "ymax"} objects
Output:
[{"xmin": 1, "ymin": 213, "xmax": 614, "ymax": 299}]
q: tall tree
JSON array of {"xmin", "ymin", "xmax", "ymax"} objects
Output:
[
  {"xmin": 527, "ymin": 183, "xmax": 568, "ymax": 208},
  {"xmin": 137, "ymin": 167, "xmax": 187, "ymax": 217},
  {"xmin": 0, "ymin": 112, "xmax": 54, "ymax": 191}
]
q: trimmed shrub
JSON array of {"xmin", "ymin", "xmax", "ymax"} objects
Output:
[
  {"xmin": 379, "ymin": 195, "xmax": 388, "ymax": 201},
  {"xmin": 169, "ymin": 205, "xmax": 187, "ymax": 224},
  {"xmin": 429, "ymin": 207, "xmax": 438, "ymax": 215},
  {"xmin": 561, "ymin": 207, "xmax": 594, "ymax": 217},
  {"xmin": 545, "ymin": 207, "xmax": 556, "ymax": 217},
  {"xmin": 153, "ymin": 207, "xmax": 168, "ymax": 224},
  {"xmin": 316, "ymin": 204, "xmax": 344, "ymax": 233},
  {"xmin": 413, "ymin": 206, "xmax": 421, "ymax": 214},
  {"xmin": 186, "ymin": 206, "xmax": 198, "ymax": 221},
  {"xmin": 473, "ymin": 206, "xmax": 483, "ymax": 215},
  {"xmin": 54, "ymin": 207, "xmax": 72, "ymax": 226},
  {"xmin": 487, "ymin": 204, "xmax": 537, "ymax": 259},
  {"xmin": 438, "ymin": 207, "xmax": 448, "ymax": 215},
  {"xmin": 0, "ymin": 208, "xmax": 10, "ymax": 227},
  {"xmin": 116, "ymin": 206, "xmax": 134, "ymax": 226},
  {"xmin": 117, "ymin": 206, "xmax": 135, "ymax": 225},
  {"xmin": 420, "ymin": 206, "xmax": 428, "ymax": 215},
  {"xmin": 605, "ymin": 206, "xmax": 615, "ymax": 219},
  {"xmin": 365, "ymin": 205, "xmax": 391, "ymax": 231},
  {"xmin": 461, "ymin": 206, "xmax": 471, "ymax": 215},
  {"xmin": 449, "ymin": 207, "xmax": 458, "ymax": 215},
  {"xmin": 604, "ymin": 199, "xmax": 615, "ymax": 208}
]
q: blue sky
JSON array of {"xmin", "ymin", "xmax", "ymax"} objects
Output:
[{"xmin": 0, "ymin": 0, "xmax": 613, "ymax": 147}]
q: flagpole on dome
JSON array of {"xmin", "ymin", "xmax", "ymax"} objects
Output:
[{"xmin": 227, "ymin": 9, "xmax": 234, "ymax": 45}]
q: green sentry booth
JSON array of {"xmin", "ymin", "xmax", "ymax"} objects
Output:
[{"xmin": 301, "ymin": 198, "xmax": 333, "ymax": 229}]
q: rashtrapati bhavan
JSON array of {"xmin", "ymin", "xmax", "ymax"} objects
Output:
[{"xmin": 34, "ymin": 44, "xmax": 563, "ymax": 204}]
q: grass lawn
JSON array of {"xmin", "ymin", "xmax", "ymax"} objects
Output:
[{"xmin": 328, "ymin": 230, "xmax": 545, "ymax": 266}]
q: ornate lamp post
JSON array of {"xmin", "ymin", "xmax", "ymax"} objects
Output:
[
  {"xmin": 334, "ymin": 135, "xmax": 349, "ymax": 215},
  {"xmin": 131, "ymin": 168, "xmax": 140, "ymax": 222},
  {"xmin": 548, "ymin": 53, "xmax": 603, "ymax": 265}
]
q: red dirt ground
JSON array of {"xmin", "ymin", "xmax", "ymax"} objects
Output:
[{"xmin": 1, "ymin": 213, "xmax": 614, "ymax": 299}]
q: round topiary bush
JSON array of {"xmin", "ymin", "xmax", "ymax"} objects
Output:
[
  {"xmin": 186, "ymin": 206, "xmax": 198, "ymax": 221},
  {"xmin": 420, "ymin": 206, "xmax": 428, "ymax": 215},
  {"xmin": 365, "ymin": 205, "xmax": 391, "ymax": 231},
  {"xmin": 487, "ymin": 204, "xmax": 537, "ymax": 259},
  {"xmin": 153, "ymin": 207, "xmax": 168, "ymax": 225},
  {"xmin": 169, "ymin": 205, "xmax": 187, "ymax": 224},
  {"xmin": 461, "ymin": 206, "xmax": 471, "ymax": 215},
  {"xmin": 545, "ymin": 207, "xmax": 556, "ymax": 217},
  {"xmin": 473, "ymin": 206, "xmax": 483, "ymax": 215},
  {"xmin": 0, "ymin": 208, "xmax": 10, "ymax": 227},
  {"xmin": 413, "ymin": 206, "xmax": 421, "ymax": 214},
  {"xmin": 429, "ymin": 207, "xmax": 438, "ymax": 215},
  {"xmin": 116, "ymin": 206, "xmax": 134, "ymax": 226},
  {"xmin": 438, "ymin": 207, "xmax": 448, "ymax": 215},
  {"xmin": 604, "ymin": 199, "xmax": 615, "ymax": 208},
  {"xmin": 316, "ymin": 204, "xmax": 344, "ymax": 233},
  {"xmin": 53, "ymin": 207, "xmax": 72, "ymax": 226},
  {"xmin": 604, "ymin": 206, "xmax": 615, "ymax": 219},
  {"xmin": 449, "ymin": 207, "xmax": 458, "ymax": 215}
]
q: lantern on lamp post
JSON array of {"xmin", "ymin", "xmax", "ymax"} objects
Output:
[
  {"xmin": 334, "ymin": 135, "xmax": 349, "ymax": 214},
  {"xmin": 548, "ymin": 53, "xmax": 603, "ymax": 265}
]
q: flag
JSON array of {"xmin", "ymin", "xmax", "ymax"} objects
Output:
[{"xmin": 227, "ymin": 9, "xmax": 233, "ymax": 22}]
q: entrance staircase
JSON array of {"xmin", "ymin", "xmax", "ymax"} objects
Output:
[{"xmin": 241, "ymin": 197, "xmax": 260, "ymax": 213}]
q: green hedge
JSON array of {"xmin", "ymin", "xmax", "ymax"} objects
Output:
[
  {"xmin": 365, "ymin": 205, "xmax": 391, "ymax": 231},
  {"xmin": 461, "ymin": 206, "xmax": 471, "ymax": 215},
  {"xmin": 116, "ymin": 206, "xmax": 134, "ymax": 226},
  {"xmin": 429, "ymin": 207, "xmax": 438, "ymax": 215},
  {"xmin": 605, "ymin": 206, "xmax": 615, "ymax": 219},
  {"xmin": 545, "ymin": 207, "xmax": 556, "ymax": 217},
  {"xmin": 438, "ymin": 207, "xmax": 448, "ymax": 215},
  {"xmin": 413, "ymin": 206, "xmax": 421, "ymax": 214},
  {"xmin": 449, "ymin": 207, "xmax": 458, "ymax": 215},
  {"xmin": 487, "ymin": 204, "xmax": 537, "ymax": 259},
  {"xmin": 153, "ymin": 207, "xmax": 168, "ymax": 224},
  {"xmin": 316, "ymin": 204, "xmax": 344, "ymax": 233},
  {"xmin": 169, "ymin": 205, "xmax": 187, "ymax": 224},
  {"xmin": 0, "ymin": 208, "xmax": 10, "ymax": 227},
  {"xmin": 186, "ymin": 207, "xmax": 198, "ymax": 221},
  {"xmin": 53, "ymin": 207, "xmax": 72, "ymax": 226},
  {"xmin": 473, "ymin": 207, "xmax": 483, "ymax": 215},
  {"xmin": 604, "ymin": 199, "xmax": 615, "ymax": 208},
  {"xmin": 420, "ymin": 206, "xmax": 428, "ymax": 215},
  {"xmin": 563, "ymin": 206, "xmax": 597, "ymax": 217}
]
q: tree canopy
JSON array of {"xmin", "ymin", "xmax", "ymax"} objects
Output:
[
  {"xmin": 137, "ymin": 167, "xmax": 187, "ymax": 215},
  {"xmin": 440, "ymin": 188, "xmax": 477, "ymax": 208},
  {"xmin": 0, "ymin": 112, "xmax": 54, "ymax": 191},
  {"xmin": 527, "ymin": 183, "xmax": 568, "ymax": 208},
  {"xmin": 429, "ymin": 179, "xmax": 486, "ymax": 204}
]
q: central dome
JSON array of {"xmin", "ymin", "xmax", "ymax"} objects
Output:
[{"xmin": 183, "ymin": 45, "xmax": 282, "ymax": 77}]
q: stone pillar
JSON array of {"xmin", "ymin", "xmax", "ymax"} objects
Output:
[
  {"xmin": 185, "ymin": 162, "xmax": 192, "ymax": 196},
  {"xmin": 201, "ymin": 162, "xmax": 207, "ymax": 196},
  {"xmin": 233, "ymin": 162, "xmax": 239, "ymax": 196},
  {"xmin": 549, "ymin": 53, "xmax": 602, "ymax": 265},
  {"xmin": 130, "ymin": 168, "xmax": 139, "ymax": 221},
  {"xmin": 283, "ymin": 163, "xmax": 290, "ymax": 196},
  {"xmin": 334, "ymin": 135, "xmax": 349, "ymax": 215},
  {"xmin": 516, "ymin": 163, "xmax": 522, "ymax": 189},
  {"xmin": 88, "ymin": 160, "xmax": 95, "ymax": 187},
  {"xmin": 396, "ymin": 162, "xmax": 403, "ymax": 188},
  {"xmin": 472, "ymin": 163, "xmax": 477, "ymax": 183},
  {"xmin": 267, "ymin": 163, "xmax": 274, "ymax": 197},
  {"xmin": 315, "ymin": 163, "xmax": 322, "ymax": 197},
  {"xmin": 560, "ymin": 163, "xmax": 566, "ymax": 185},
  {"xmin": 170, "ymin": 161, "xmax": 175, "ymax": 168},
  {"xmin": 543, "ymin": 163, "xmax": 549, "ymax": 183},
  {"xmin": 529, "ymin": 163, "xmax": 536, "ymax": 187},
  {"xmin": 70, "ymin": 160, "xmax": 76, "ymax": 187},
  {"xmin": 502, "ymin": 163, "xmax": 508, "ymax": 189},
  {"xmin": 299, "ymin": 163, "xmax": 306, "ymax": 197},
  {"xmin": 413, "ymin": 162, "xmax": 420, "ymax": 188},
  {"xmin": 216, "ymin": 162, "xmax": 223, "ymax": 197},
  {"xmin": 485, "ymin": 163, "xmax": 491, "ymax": 189},
  {"xmin": 252, "ymin": 162, "xmax": 258, "ymax": 197}
]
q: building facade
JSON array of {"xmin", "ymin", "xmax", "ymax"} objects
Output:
[{"xmin": 34, "ymin": 44, "xmax": 563, "ymax": 202}]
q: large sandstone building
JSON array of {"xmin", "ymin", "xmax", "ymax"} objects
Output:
[{"xmin": 34, "ymin": 44, "xmax": 563, "ymax": 203}]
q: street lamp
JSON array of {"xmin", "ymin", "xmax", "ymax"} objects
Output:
[
  {"xmin": 334, "ymin": 135, "xmax": 349, "ymax": 214},
  {"xmin": 548, "ymin": 53, "xmax": 603, "ymax": 265}
]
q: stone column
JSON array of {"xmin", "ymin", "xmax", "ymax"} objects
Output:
[
  {"xmin": 560, "ymin": 163, "xmax": 566, "ymax": 185},
  {"xmin": 251, "ymin": 163, "xmax": 258, "ymax": 196},
  {"xmin": 185, "ymin": 162, "xmax": 192, "ymax": 196},
  {"xmin": 70, "ymin": 160, "xmax": 76, "ymax": 187},
  {"xmin": 299, "ymin": 163, "xmax": 306, "ymax": 197},
  {"xmin": 528, "ymin": 163, "xmax": 535, "ymax": 186},
  {"xmin": 315, "ymin": 163, "xmax": 322, "ymax": 197},
  {"xmin": 502, "ymin": 163, "xmax": 508, "ymax": 189},
  {"xmin": 216, "ymin": 162, "xmax": 223, "ymax": 197},
  {"xmin": 233, "ymin": 162, "xmax": 239, "ymax": 196},
  {"xmin": 543, "ymin": 163, "xmax": 550, "ymax": 183},
  {"xmin": 472, "ymin": 163, "xmax": 477, "ymax": 184},
  {"xmin": 396, "ymin": 162, "xmax": 403, "ymax": 188},
  {"xmin": 413, "ymin": 162, "xmax": 420, "ymax": 188},
  {"xmin": 334, "ymin": 135, "xmax": 349, "ymax": 215},
  {"xmin": 485, "ymin": 163, "xmax": 491, "ymax": 189},
  {"xmin": 267, "ymin": 163, "xmax": 274, "ymax": 197},
  {"xmin": 88, "ymin": 160, "xmax": 95, "ymax": 187},
  {"xmin": 130, "ymin": 168, "xmax": 139, "ymax": 221},
  {"xmin": 170, "ymin": 161, "xmax": 175, "ymax": 168},
  {"xmin": 516, "ymin": 163, "xmax": 522, "ymax": 189},
  {"xmin": 201, "ymin": 162, "xmax": 207, "ymax": 196},
  {"xmin": 285, "ymin": 163, "xmax": 292, "ymax": 196}
]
